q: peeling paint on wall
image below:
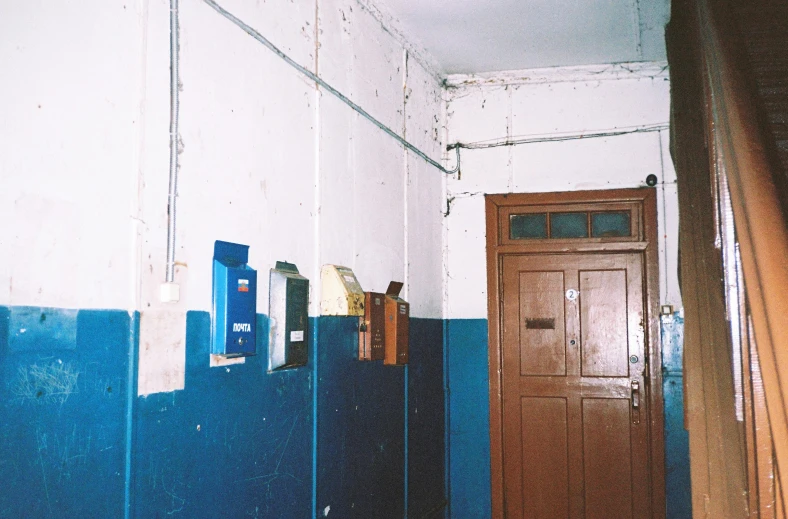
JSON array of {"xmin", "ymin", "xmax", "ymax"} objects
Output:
[{"xmin": 137, "ymin": 310, "xmax": 186, "ymax": 395}]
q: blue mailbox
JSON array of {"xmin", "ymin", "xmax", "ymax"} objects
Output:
[{"xmin": 212, "ymin": 240, "xmax": 257, "ymax": 357}]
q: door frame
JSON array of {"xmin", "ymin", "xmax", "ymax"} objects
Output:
[{"xmin": 485, "ymin": 188, "xmax": 665, "ymax": 518}]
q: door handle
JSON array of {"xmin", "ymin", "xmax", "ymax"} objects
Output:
[{"xmin": 631, "ymin": 380, "xmax": 640, "ymax": 409}]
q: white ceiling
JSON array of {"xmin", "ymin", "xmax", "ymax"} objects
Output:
[{"xmin": 378, "ymin": 0, "xmax": 671, "ymax": 74}]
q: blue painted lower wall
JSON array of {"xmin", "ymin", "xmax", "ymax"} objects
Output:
[
  {"xmin": 132, "ymin": 311, "xmax": 312, "ymax": 518},
  {"xmin": 0, "ymin": 308, "xmax": 135, "ymax": 518},
  {"xmin": 0, "ymin": 306, "xmax": 689, "ymax": 518},
  {"xmin": 446, "ymin": 320, "xmax": 491, "ymax": 519},
  {"xmin": 317, "ymin": 316, "xmax": 405, "ymax": 517},
  {"xmin": 315, "ymin": 317, "xmax": 446, "ymax": 519},
  {"xmin": 445, "ymin": 317, "xmax": 692, "ymax": 519},
  {"xmin": 0, "ymin": 308, "xmax": 445, "ymax": 519},
  {"xmin": 661, "ymin": 314, "xmax": 692, "ymax": 519},
  {"xmin": 408, "ymin": 320, "xmax": 447, "ymax": 518}
]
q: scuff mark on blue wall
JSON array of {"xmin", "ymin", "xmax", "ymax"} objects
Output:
[{"xmin": 0, "ymin": 308, "xmax": 132, "ymax": 518}]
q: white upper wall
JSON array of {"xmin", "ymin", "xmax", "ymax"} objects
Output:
[
  {"xmin": 443, "ymin": 62, "xmax": 682, "ymax": 319},
  {"xmin": 1, "ymin": 1, "xmax": 142, "ymax": 309},
  {"xmin": 2, "ymin": 0, "xmax": 446, "ymax": 394},
  {"xmin": 140, "ymin": 0, "xmax": 322, "ymax": 317},
  {"xmin": 0, "ymin": 0, "xmax": 446, "ymax": 320},
  {"xmin": 0, "ymin": 1, "xmax": 682, "ymax": 394}
]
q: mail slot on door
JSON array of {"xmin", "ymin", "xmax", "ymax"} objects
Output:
[
  {"xmin": 359, "ymin": 291, "xmax": 385, "ymax": 361},
  {"xmin": 384, "ymin": 281, "xmax": 408, "ymax": 366}
]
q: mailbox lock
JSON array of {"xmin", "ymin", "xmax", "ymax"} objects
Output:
[{"xmin": 237, "ymin": 337, "xmax": 247, "ymax": 346}]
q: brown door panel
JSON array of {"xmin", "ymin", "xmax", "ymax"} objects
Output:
[
  {"xmin": 521, "ymin": 396, "xmax": 570, "ymax": 518},
  {"xmin": 582, "ymin": 397, "xmax": 634, "ymax": 519},
  {"xmin": 517, "ymin": 270, "xmax": 567, "ymax": 376},
  {"xmin": 502, "ymin": 253, "xmax": 650, "ymax": 519},
  {"xmin": 579, "ymin": 268, "xmax": 630, "ymax": 377}
]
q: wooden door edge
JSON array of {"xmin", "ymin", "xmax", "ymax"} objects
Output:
[
  {"xmin": 485, "ymin": 195, "xmax": 505, "ymax": 519},
  {"xmin": 643, "ymin": 188, "xmax": 667, "ymax": 519}
]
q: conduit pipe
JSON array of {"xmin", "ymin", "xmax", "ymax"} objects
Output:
[
  {"xmin": 202, "ymin": 0, "xmax": 460, "ymax": 176},
  {"xmin": 165, "ymin": 0, "xmax": 180, "ymax": 284},
  {"xmin": 448, "ymin": 123, "xmax": 669, "ymax": 150},
  {"xmin": 203, "ymin": 0, "xmax": 666, "ymax": 177}
]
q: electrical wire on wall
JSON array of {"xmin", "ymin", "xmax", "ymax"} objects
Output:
[
  {"xmin": 446, "ymin": 123, "xmax": 669, "ymax": 179},
  {"xmin": 447, "ymin": 123, "xmax": 669, "ymax": 151},
  {"xmin": 202, "ymin": 0, "xmax": 668, "ymax": 181},
  {"xmin": 202, "ymin": 0, "xmax": 460, "ymax": 176},
  {"xmin": 164, "ymin": 0, "xmax": 181, "ymax": 290}
]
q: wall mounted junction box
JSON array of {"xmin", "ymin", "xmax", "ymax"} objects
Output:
[
  {"xmin": 320, "ymin": 264, "xmax": 365, "ymax": 316},
  {"xmin": 212, "ymin": 240, "xmax": 257, "ymax": 357},
  {"xmin": 269, "ymin": 261, "xmax": 309, "ymax": 371}
]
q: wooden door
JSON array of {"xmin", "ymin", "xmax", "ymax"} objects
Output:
[
  {"xmin": 486, "ymin": 189, "xmax": 664, "ymax": 518},
  {"xmin": 501, "ymin": 252, "xmax": 651, "ymax": 518}
]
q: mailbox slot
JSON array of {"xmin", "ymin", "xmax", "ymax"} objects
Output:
[
  {"xmin": 384, "ymin": 281, "xmax": 408, "ymax": 366},
  {"xmin": 359, "ymin": 291, "xmax": 385, "ymax": 361},
  {"xmin": 320, "ymin": 265, "xmax": 365, "ymax": 316},
  {"xmin": 211, "ymin": 241, "xmax": 257, "ymax": 357},
  {"xmin": 268, "ymin": 261, "xmax": 309, "ymax": 370}
]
